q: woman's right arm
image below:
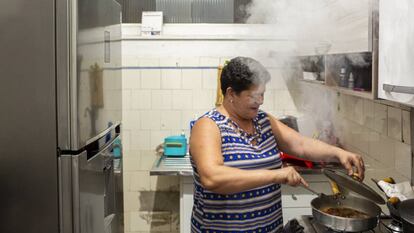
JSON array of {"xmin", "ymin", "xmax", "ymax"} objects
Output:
[{"xmin": 189, "ymin": 117, "xmax": 307, "ymax": 194}]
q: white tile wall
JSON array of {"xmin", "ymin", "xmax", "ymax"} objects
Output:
[
  {"xmin": 387, "ymin": 106, "xmax": 402, "ymax": 142},
  {"xmin": 122, "ymin": 55, "xmax": 138, "ymax": 67},
  {"xmin": 191, "ymin": 89, "xmax": 215, "ymax": 110},
  {"xmin": 130, "ymin": 211, "xmax": 172, "ymax": 232},
  {"xmin": 122, "ymin": 130, "xmax": 131, "ymax": 151},
  {"xmin": 202, "ymin": 69, "xmax": 219, "ymax": 89},
  {"xmin": 199, "ymin": 57, "xmax": 220, "ymax": 66},
  {"xmin": 123, "ymin": 150, "xmax": 141, "ymax": 171},
  {"xmin": 181, "ymin": 70, "xmax": 202, "ymax": 89},
  {"xmin": 139, "ymin": 58, "xmax": 160, "ymax": 67},
  {"xmin": 151, "ymin": 90, "xmax": 172, "ymax": 109},
  {"xmin": 352, "ymin": 96, "xmax": 365, "ymax": 125},
  {"xmin": 363, "ymin": 99, "xmax": 375, "ymax": 128},
  {"xmin": 162, "ymin": 69, "xmax": 182, "ymax": 89},
  {"xmin": 394, "ymin": 141, "xmax": 412, "ymax": 179},
  {"xmin": 122, "ymin": 90, "xmax": 132, "ymax": 110},
  {"xmin": 172, "ymin": 90, "xmax": 193, "ymax": 110},
  {"xmin": 150, "ymin": 176, "xmax": 180, "ymax": 191},
  {"xmin": 268, "ymin": 69, "xmax": 288, "ymax": 90},
  {"xmin": 141, "ymin": 70, "xmax": 161, "ymax": 89},
  {"xmin": 130, "ymin": 130, "xmax": 151, "ymax": 150},
  {"xmin": 123, "ymin": 69, "xmax": 141, "ymax": 89},
  {"xmin": 261, "ymin": 91, "xmax": 275, "ymax": 112},
  {"xmin": 160, "ymin": 57, "xmax": 180, "ymax": 67},
  {"xmin": 402, "ymin": 110, "xmax": 411, "ymax": 145},
  {"xmin": 130, "ymin": 171, "xmax": 151, "ymax": 191},
  {"xmin": 140, "ymin": 111, "xmax": 162, "ymax": 130},
  {"xmin": 123, "ymin": 110, "xmax": 140, "ymax": 130},
  {"xmin": 335, "ymin": 95, "xmax": 412, "ymax": 179},
  {"xmin": 131, "ymin": 90, "xmax": 151, "ymax": 109},
  {"xmin": 180, "ymin": 57, "xmax": 200, "ymax": 66},
  {"xmin": 372, "ymin": 103, "xmax": 388, "ymax": 135},
  {"xmin": 139, "ymin": 150, "xmax": 160, "ymax": 171},
  {"xmin": 123, "ymin": 191, "xmax": 140, "ymax": 212},
  {"xmin": 275, "ymin": 90, "xmax": 297, "ymax": 111},
  {"xmin": 160, "ymin": 111, "xmax": 182, "ymax": 130}
]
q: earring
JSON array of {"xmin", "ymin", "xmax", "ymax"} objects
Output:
[{"xmin": 230, "ymin": 99, "xmax": 234, "ymax": 103}]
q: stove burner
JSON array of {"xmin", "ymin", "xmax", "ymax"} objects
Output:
[{"xmin": 383, "ymin": 219, "xmax": 403, "ymax": 233}]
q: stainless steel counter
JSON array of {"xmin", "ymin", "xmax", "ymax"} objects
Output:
[
  {"xmin": 149, "ymin": 154, "xmax": 342, "ymax": 177},
  {"xmin": 150, "ymin": 155, "xmax": 193, "ymax": 176}
]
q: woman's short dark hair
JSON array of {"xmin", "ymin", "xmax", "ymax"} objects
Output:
[{"xmin": 221, "ymin": 57, "xmax": 271, "ymax": 95}]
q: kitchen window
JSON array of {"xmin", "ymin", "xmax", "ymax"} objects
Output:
[{"xmin": 116, "ymin": 0, "xmax": 252, "ymax": 23}]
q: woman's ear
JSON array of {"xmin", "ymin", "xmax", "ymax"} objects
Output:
[{"xmin": 226, "ymin": 87, "xmax": 234, "ymax": 97}]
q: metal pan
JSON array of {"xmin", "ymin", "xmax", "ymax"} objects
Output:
[
  {"xmin": 306, "ymin": 169, "xmax": 383, "ymax": 232},
  {"xmin": 399, "ymin": 199, "xmax": 414, "ymax": 232},
  {"xmin": 311, "ymin": 193, "xmax": 381, "ymax": 232}
]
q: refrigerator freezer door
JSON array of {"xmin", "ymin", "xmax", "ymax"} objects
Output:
[
  {"xmin": 378, "ymin": 0, "xmax": 414, "ymax": 107},
  {"xmin": 60, "ymin": 135, "xmax": 121, "ymax": 233},
  {"xmin": 57, "ymin": 0, "xmax": 122, "ymax": 151}
]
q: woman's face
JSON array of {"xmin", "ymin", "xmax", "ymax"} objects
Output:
[{"xmin": 232, "ymin": 84, "xmax": 266, "ymax": 119}]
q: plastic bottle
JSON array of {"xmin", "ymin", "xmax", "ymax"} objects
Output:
[
  {"xmin": 339, "ymin": 67, "xmax": 347, "ymax": 87},
  {"xmin": 112, "ymin": 138, "xmax": 122, "ymax": 170},
  {"xmin": 348, "ymin": 72, "xmax": 355, "ymax": 89}
]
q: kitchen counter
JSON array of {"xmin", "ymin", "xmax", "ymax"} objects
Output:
[
  {"xmin": 149, "ymin": 154, "xmax": 347, "ymax": 177},
  {"xmin": 150, "ymin": 155, "xmax": 192, "ymax": 176},
  {"xmin": 150, "ymin": 153, "xmax": 409, "ymax": 186}
]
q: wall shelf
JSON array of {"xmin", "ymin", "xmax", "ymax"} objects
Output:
[{"xmin": 299, "ymin": 51, "xmax": 376, "ymax": 100}]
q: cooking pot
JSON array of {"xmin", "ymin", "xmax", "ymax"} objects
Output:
[
  {"xmin": 399, "ymin": 199, "xmax": 414, "ymax": 232},
  {"xmin": 309, "ymin": 169, "xmax": 385, "ymax": 232}
]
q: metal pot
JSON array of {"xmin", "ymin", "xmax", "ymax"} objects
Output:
[
  {"xmin": 308, "ymin": 169, "xmax": 385, "ymax": 232},
  {"xmin": 399, "ymin": 199, "xmax": 414, "ymax": 232},
  {"xmin": 311, "ymin": 194, "xmax": 381, "ymax": 232}
]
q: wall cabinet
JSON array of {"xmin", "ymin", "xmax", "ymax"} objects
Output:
[
  {"xmin": 298, "ymin": 0, "xmax": 379, "ymax": 100},
  {"xmin": 377, "ymin": 0, "xmax": 414, "ymax": 107}
]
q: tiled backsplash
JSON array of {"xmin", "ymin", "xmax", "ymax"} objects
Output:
[{"xmin": 334, "ymin": 94, "xmax": 412, "ymax": 180}]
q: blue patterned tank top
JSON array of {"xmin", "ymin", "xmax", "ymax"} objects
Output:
[{"xmin": 190, "ymin": 109, "xmax": 283, "ymax": 233}]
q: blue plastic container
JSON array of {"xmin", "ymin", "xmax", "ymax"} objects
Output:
[{"xmin": 163, "ymin": 135, "xmax": 187, "ymax": 157}]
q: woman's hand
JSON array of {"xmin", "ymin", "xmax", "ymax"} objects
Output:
[
  {"xmin": 337, "ymin": 150, "xmax": 365, "ymax": 180},
  {"xmin": 277, "ymin": 166, "xmax": 309, "ymax": 187}
]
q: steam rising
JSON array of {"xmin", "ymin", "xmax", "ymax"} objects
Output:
[
  {"xmin": 246, "ymin": 0, "xmax": 339, "ymax": 44},
  {"xmin": 244, "ymin": 0, "xmax": 372, "ymax": 143}
]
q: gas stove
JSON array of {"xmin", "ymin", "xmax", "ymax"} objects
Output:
[{"xmin": 296, "ymin": 215, "xmax": 403, "ymax": 233}]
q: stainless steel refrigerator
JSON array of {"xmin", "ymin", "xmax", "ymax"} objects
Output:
[{"xmin": 0, "ymin": 0, "xmax": 123, "ymax": 233}]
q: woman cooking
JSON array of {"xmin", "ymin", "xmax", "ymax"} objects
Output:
[{"xmin": 189, "ymin": 57, "xmax": 365, "ymax": 233}]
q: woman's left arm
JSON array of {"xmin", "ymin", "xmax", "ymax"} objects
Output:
[{"xmin": 268, "ymin": 114, "xmax": 365, "ymax": 179}]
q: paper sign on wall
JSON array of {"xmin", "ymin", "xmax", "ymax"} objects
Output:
[{"xmin": 141, "ymin": 11, "xmax": 163, "ymax": 36}]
